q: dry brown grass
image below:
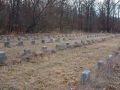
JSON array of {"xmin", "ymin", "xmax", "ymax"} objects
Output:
[{"xmin": 0, "ymin": 33, "xmax": 119, "ymax": 90}]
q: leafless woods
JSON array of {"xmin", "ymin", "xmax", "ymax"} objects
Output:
[{"xmin": 0, "ymin": 0, "xmax": 120, "ymax": 34}]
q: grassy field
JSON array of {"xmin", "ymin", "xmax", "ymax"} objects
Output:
[{"xmin": 0, "ymin": 33, "xmax": 120, "ymax": 90}]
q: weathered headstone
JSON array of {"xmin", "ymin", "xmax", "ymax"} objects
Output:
[
  {"xmin": 19, "ymin": 40, "xmax": 23, "ymax": 46},
  {"xmin": 107, "ymin": 54, "xmax": 112, "ymax": 61},
  {"xmin": 74, "ymin": 42, "xmax": 81, "ymax": 47},
  {"xmin": 74, "ymin": 42, "xmax": 78, "ymax": 45},
  {"xmin": 41, "ymin": 35, "xmax": 44, "ymax": 39},
  {"xmin": 1, "ymin": 35, "xmax": 3, "ymax": 39},
  {"xmin": 24, "ymin": 48, "xmax": 31, "ymax": 54},
  {"xmin": 42, "ymin": 46, "xmax": 47, "ymax": 50},
  {"xmin": 49, "ymin": 39, "xmax": 53, "ymax": 43},
  {"xmin": 7, "ymin": 36, "xmax": 11, "ymax": 41},
  {"xmin": 66, "ymin": 42, "xmax": 70, "ymax": 45},
  {"xmin": 34, "ymin": 36, "xmax": 38, "ymax": 40},
  {"xmin": 56, "ymin": 38, "xmax": 60, "ymax": 42},
  {"xmin": 41, "ymin": 39, "xmax": 45, "ymax": 43},
  {"xmin": 86, "ymin": 40, "xmax": 90, "ymax": 44},
  {"xmin": 4, "ymin": 41, "xmax": 9, "ymax": 47},
  {"xmin": 63, "ymin": 38, "xmax": 66, "ymax": 41},
  {"xmin": 31, "ymin": 40, "xmax": 35, "ymax": 45},
  {"xmin": 0, "ymin": 51, "xmax": 6, "ymax": 63},
  {"xmin": 25, "ymin": 35, "xmax": 30, "ymax": 40},
  {"xmin": 58, "ymin": 36, "xmax": 60, "ymax": 38},
  {"xmin": 81, "ymin": 70, "xmax": 90, "ymax": 84},
  {"xmin": 81, "ymin": 40, "xmax": 84, "ymax": 44},
  {"xmin": 97, "ymin": 60, "xmax": 104, "ymax": 69},
  {"xmin": 91, "ymin": 39, "xmax": 94, "ymax": 43},
  {"xmin": 56, "ymin": 44, "xmax": 61, "ymax": 50},
  {"xmin": 18, "ymin": 36, "xmax": 21, "ymax": 41},
  {"xmin": 115, "ymin": 51, "xmax": 119, "ymax": 56},
  {"xmin": 66, "ymin": 42, "xmax": 70, "ymax": 48},
  {"xmin": 53, "ymin": 35, "xmax": 55, "ymax": 38},
  {"xmin": 0, "ymin": 36, "xmax": 3, "ymax": 40},
  {"xmin": 48, "ymin": 35, "xmax": 50, "ymax": 39}
]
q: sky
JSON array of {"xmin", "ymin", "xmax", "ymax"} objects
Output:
[{"xmin": 98, "ymin": 0, "xmax": 120, "ymax": 3}]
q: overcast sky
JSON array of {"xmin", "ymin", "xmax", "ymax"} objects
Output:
[{"xmin": 98, "ymin": 0, "xmax": 120, "ymax": 3}]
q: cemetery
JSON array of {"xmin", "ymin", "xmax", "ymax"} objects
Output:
[
  {"xmin": 0, "ymin": 33, "xmax": 119, "ymax": 90},
  {"xmin": 0, "ymin": 0, "xmax": 120, "ymax": 89}
]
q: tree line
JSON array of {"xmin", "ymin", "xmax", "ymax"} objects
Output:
[{"xmin": 0, "ymin": 0, "xmax": 120, "ymax": 34}]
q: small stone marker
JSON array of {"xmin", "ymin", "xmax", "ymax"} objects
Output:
[
  {"xmin": 18, "ymin": 36, "xmax": 21, "ymax": 40},
  {"xmin": 42, "ymin": 46, "xmax": 47, "ymax": 50},
  {"xmin": 4, "ymin": 41, "xmax": 9, "ymax": 47},
  {"xmin": 24, "ymin": 48, "xmax": 31, "ymax": 54},
  {"xmin": 97, "ymin": 60, "xmax": 104, "ymax": 69},
  {"xmin": 7, "ymin": 36, "xmax": 11, "ymax": 41},
  {"xmin": 56, "ymin": 38, "xmax": 60, "ymax": 42},
  {"xmin": 31, "ymin": 40, "xmax": 35, "ymax": 45},
  {"xmin": 115, "ymin": 51, "xmax": 119, "ymax": 56},
  {"xmin": 107, "ymin": 54, "xmax": 112, "ymax": 61},
  {"xmin": 63, "ymin": 38, "xmax": 66, "ymax": 41},
  {"xmin": 34, "ymin": 36, "xmax": 38, "ymax": 40},
  {"xmin": 66, "ymin": 42, "xmax": 70, "ymax": 46},
  {"xmin": 27, "ymin": 36, "xmax": 30, "ymax": 40},
  {"xmin": 48, "ymin": 35, "xmax": 50, "ymax": 39},
  {"xmin": 53, "ymin": 35, "xmax": 55, "ymax": 38},
  {"xmin": 1, "ymin": 35, "xmax": 3, "ymax": 39},
  {"xmin": 86, "ymin": 40, "xmax": 90, "ymax": 43},
  {"xmin": 81, "ymin": 70, "xmax": 90, "ymax": 84},
  {"xmin": 92, "ymin": 39, "xmax": 94, "ymax": 43},
  {"xmin": 0, "ymin": 36, "xmax": 3, "ymax": 39},
  {"xmin": 0, "ymin": 51, "xmax": 6, "ymax": 63},
  {"xmin": 56, "ymin": 44, "xmax": 61, "ymax": 50},
  {"xmin": 81, "ymin": 40, "xmax": 84, "ymax": 44},
  {"xmin": 74, "ymin": 42, "xmax": 78, "ymax": 45},
  {"xmin": 19, "ymin": 40, "xmax": 23, "ymax": 46},
  {"xmin": 41, "ymin": 39, "xmax": 45, "ymax": 43},
  {"xmin": 41, "ymin": 35, "xmax": 44, "ymax": 39},
  {"xmin": 66, "ymin": 42, "xmax": 70, "ymax": 48},
  {"xmin": 49, "ymin": 39, "xmax": 53, "ymax": 43}
]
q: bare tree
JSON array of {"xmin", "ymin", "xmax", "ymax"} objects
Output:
[{"xmin": 103, "ymin": 0, "xmax": 120, "ymax": 32}]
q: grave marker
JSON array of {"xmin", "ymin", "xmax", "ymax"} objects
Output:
[
  {"xmin": 107, "ymin": 54, "xmax": 112, "ymax": 61},
  {"xmin": 4, "ymin": 41, "xmax": 9, "ymax": 47},
  {"xmin": 19, "ymin": 40, "xmax": 23, "ymax": 46},
  {"xmin": 41, "ymin": 39, "xmax": 45, "ymax": 43},
  {"xmin": 0, "ymin": 51, "xmax": 6, "ymax": 63},
  {"xmin": 81, "ymin": 40, "xmax": 84, "ymax": 44},
  {"xmin": 56, "ymin": 44, "xmax": 61, "ymax": 50},
  {"xmin": 18, "ymin": 36, "xmax": 21, "ymax": 40},
  {"xmin": 24, "ymin": 48, "xmax": 31, "ymax": 54},
  {"xmin": 97, "ymin": 60, "xmax": 104, "ymax": 69},
  {"xmin": 81, "ymin": 70, "xmax": 90, "ymax": 84},
  {"xmin": 66, "ymin": 42, "xmax": 70, "ymax": 48},
  {"xmin": 34, "ymin": 36, "xmax": 38, "ymax": 40},
  {"xmin": 31, "ymin": 40, "xmax": 35, "ymax": 45},
  {"xmin": 42, "ymin": 46, "xmax": 47, "ymax": 50},
  {"xmin": 0, "ymin": 36, "xmax": 3, "ymax": 40},
  {"xmin": 115, "ymin": 51, "xmax": 119, "ymax": 56},
  {"xmin": 7, "ymin": 36, "xmax": 11, "ymax": 41},
  {"xmin": 50, "ymin": 39, "xmax": 53, "ymax": 43}
]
